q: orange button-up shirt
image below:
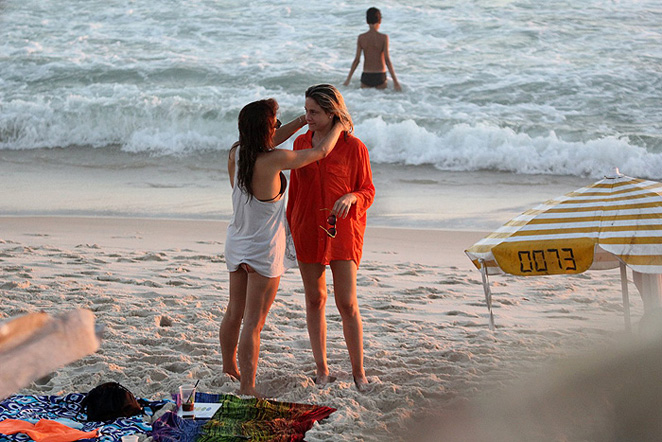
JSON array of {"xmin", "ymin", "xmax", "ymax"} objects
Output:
[{"xmin": 287, "ymin": 131, "xmax": 375, "ymax": 266}]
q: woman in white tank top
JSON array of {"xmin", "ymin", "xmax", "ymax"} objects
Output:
[{"xmin": 220, "ymin": 98, "xmax": 346, "ymax": 397}]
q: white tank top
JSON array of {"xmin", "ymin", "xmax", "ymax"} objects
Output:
[{"xmin": 224, "ymin": 146, "xmax": 297, "ymax": 277}]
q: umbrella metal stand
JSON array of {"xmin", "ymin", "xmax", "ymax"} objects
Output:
[
  {"xmin": 619, "ymin": 262, "xmax": 632, "ymax": 332},
  {"xmin": 478, "ymin": 259, "xmax": 495, "ymax": 331}
]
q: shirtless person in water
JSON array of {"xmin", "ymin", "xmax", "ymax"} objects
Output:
[{"xmin": 344, "ymin": 7, "xmax": 402, "ymax": 91}]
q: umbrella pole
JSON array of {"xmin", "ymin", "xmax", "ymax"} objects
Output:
[
  {"xmin": 619, "ymin": 262, "xmax": 632, "ymax": 332},
  {"xmin": 479, "ymin": 259, "xmax": 495, "ymax": 331}
]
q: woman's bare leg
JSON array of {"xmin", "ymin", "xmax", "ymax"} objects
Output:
[
  {"xmin": 299, "ymin": 261, "xmax": 333, "ymax": 383},
  {"xmin": 329, "ymin": 260, "xmax": 368, "ymax": 388},
  {"xmin": 220, "ymin": 269, "xmax": 247, "ymax": 379},
  {"xmin": 238, "ymin": 272, "xmax": 280, "ymax": 397}
]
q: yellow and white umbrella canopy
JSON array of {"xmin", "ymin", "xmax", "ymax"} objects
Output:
[
  {"xmin": 466, "ymin": 170, "xmax": 662, "ymax": 276},
  {"xmin": 465, "ymin": 169, "xmax": 662, "ymax": 329}
]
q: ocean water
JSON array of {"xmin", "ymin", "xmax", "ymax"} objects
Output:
[{"xmin": 1, "ymin": 0, "xmax": 661, "ymax": 228}]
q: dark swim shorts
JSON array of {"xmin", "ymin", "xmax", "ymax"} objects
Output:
[{"xmin": 360, "ymin": 72, "xmax": 387, "ymax": 87}]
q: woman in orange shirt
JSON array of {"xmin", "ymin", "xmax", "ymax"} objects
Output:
[{"xmin": 287, "ymin": 84, "xmax": 375, "ymax": 390}]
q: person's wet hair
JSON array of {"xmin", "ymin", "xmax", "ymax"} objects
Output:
[
  {"xmin": 236, "ymin": 98, "xmax": 278, "ymax": 197},
  {"xmin": 366, "ymin": 7, "xmax": 381, "ymax": 25}
]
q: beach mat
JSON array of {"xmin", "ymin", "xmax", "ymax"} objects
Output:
[
  {"xmin": 0, "ymin": 393, "xmax": 168, "ymax": 442},
  {"xmin": 152, "ymin": 392, "xmax": 336, "ymax": 442}
]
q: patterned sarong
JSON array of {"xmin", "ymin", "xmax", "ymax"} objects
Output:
[{"xmin": 151, "ymin": 392, "xmax": 336, "ymax": 442}]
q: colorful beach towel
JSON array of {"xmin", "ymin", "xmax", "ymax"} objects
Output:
[
  {"xmin": 152, "ymin": 392, "xmax": 336, "ymax": 442},
  {"xmin": 0, "ymin": 393, "xmax": 169, "ymax": 442}
]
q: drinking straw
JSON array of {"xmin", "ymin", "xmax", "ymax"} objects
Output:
[{"xmin": 185, "ymin": 380, "xmax": 200, "ymax": 404}]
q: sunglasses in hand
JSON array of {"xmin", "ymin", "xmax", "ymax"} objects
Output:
[{"xmin": 319, "ymin": 209, "xmax": 337, "ymax": 238}]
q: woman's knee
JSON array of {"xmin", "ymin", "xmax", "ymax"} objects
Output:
[
  {"xmin": 336, "ymin": 299, "xmax": 360, "ymax": 319},
  {"xmin": 224, "ymin": 305, "xmax": 244, "ymax": 324},
  {"xmin": 241, "ymin": 317, "xmax": 266, "ymax": 338},
  {"xmin": 306, "ymin": 290, "xmax": 328, "ymax": 310}
]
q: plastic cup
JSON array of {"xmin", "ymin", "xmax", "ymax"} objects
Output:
[
  {"xmin": 121, "ymin": 436, "xmax": 139, "ymax": 442},
  {"xmin": 179, "ymin": 384, "xmax": 196, "ymax": 415}
]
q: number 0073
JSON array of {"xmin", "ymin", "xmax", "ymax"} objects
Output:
[{"xmin": 517, "ymin": 248, "xmax": 577, "ymax": 273}]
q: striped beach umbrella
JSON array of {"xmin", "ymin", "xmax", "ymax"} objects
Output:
[{"xmin": 465, "ymin": 169, "xmax": 662, "ymax": 330}]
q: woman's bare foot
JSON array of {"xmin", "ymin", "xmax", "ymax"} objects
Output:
[
  {"xmin": 238, "ymin": 385, "xmax": 263, "ymax": 398},
  {"xmin": 223, "ymin": 370, "xmax": 241, "ymax": 381},
  {"xmin": 313, "ymin": 374, "xmax": 337, "ymax": 385},
  {"xmin": 353, "ymin": 375, "xmax": 369, "ymax": 392}
]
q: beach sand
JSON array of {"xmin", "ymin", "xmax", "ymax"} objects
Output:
[{"xmin": 0, "ymin": 216, "xmax": 650, "ymax": 441}]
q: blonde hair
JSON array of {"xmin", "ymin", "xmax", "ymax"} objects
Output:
[{"xmin": 305, "ymin": 84, "xmax": 353, "ymax": 134}]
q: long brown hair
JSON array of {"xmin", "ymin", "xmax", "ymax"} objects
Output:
[
  {"xmin": 305, "ymin": 84, "xmax": 353, "ymax": 134},
  {"xmin": 236, "ymin": 98, "xmax": 278, "ymax": 197}
]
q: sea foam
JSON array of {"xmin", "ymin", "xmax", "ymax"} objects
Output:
[
  {"xmin": 360, "ymin": 118, "xmax": 662, "ymax": 179},
  {"xmin": 2, "ymin": 95, "xmax": 662, "ymax": 180}
]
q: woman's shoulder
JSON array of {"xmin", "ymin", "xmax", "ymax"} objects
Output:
[
  {"xmin": 229, "ymin": 142, "xmax": 240, "ymax": 161},
  {"xmin": 342, "ymin": 132, "xmax": 368, "ymax": 150}
]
